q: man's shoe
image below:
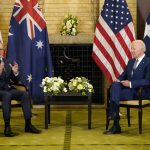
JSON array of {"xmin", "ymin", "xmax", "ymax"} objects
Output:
[
  {"xmin": 103, "ymin": 126, "xmax": 121, "ymax": 134},
  {"xmin": 4, "ymin": 126, "xmax": 15, "ymax": 137},
  {"xmin": 25, "ymin": 124, "xmax": 41, "ymax": 134}
]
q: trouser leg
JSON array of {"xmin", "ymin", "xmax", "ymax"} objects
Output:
[
  {"xmin": 10, "ymin": 90, "xmax": 32, "ymax": 121},
  {"xmin": 109, "ymin": 82, "xmax": 121, "ymax": 117},
  {"xmin": 0, "ymin": 91, "xmax": 12, "ymax": 127}
]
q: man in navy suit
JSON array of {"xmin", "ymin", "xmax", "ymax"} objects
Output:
[
  {"xmin": 104, "ymin": 40, "xmax": 150, "ymax": 134},
  {"xmin": 0, "ymin": 42, "xmax": 41, "ymax": 137}
]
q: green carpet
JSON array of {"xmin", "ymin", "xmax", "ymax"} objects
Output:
[{"xmin": 0, "ymin": 106, "xmax": 149, "ymax": 150}]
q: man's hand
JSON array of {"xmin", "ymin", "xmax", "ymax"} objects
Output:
[
  {"xmin": 114, "ymin": 78, "xmax": 120, "ymax": 82},
  {"xmin": 9, "ymin": 61, "xmax": 19, "ymax": 75},
  {"xmin": 0, "ymin": 62, "xmax": 4, "ymax": 74},
  {"xmin": 121, "ymin": 80, "xmax": 130, "ymax": 87}
]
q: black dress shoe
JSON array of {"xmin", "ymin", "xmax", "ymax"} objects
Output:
[
  {"xmin": 4, "ymin": 126, "xmax": 15, "ymax": 137},
  {"xmin": 103, "ymin": 126, "xmax": 121, "ymax": 134},
  {"xmin": 25, "ymin": 124, "xmax": 41, "ymax": 134}
]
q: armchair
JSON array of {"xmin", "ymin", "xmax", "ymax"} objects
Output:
[{"xmin": 106, "ymin": 85, "xmax": 150, "ymax": 134}]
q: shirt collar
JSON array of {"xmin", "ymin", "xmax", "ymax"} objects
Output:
[{"xmin": 137, "ymin": 54, "xmax": 145, "ymax": 62}]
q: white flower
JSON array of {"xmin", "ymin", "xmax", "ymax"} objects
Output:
[
  {"xmin": 42, "ymin": 77, "xmax": 67, "ymax": 95},
  {"xmin": 42, "ymin": 76, "xmax": 94, "ymax": 96},
  {"xmin": 60, "ymin": 14, "xmax": 78, "ymax": 36}
]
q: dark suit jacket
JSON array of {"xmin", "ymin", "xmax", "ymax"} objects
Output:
[
  {"xmin": 118, "ymin": 56, "xmax": 150, "ymax": 99},
  {"xmin": 0, "ymin": 59, "xmax": 19, "ymax": 91}
]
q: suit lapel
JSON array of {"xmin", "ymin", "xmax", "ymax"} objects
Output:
[{"xmin": 133, "ymin": 56, "xmax": 146, "ymax": 74}]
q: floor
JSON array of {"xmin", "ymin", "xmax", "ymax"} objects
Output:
[{"xmin": 0, "ymin": 106, "xmax": 149, "ymax": 150}]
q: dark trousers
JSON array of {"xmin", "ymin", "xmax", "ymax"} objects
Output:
[
  {"xmin": 0, "ymin": 89, "xmax": 32, "ymax": 125},
  {"xmin": 109, "ymin": 81, "xmax": 137, "ymax": 116}
]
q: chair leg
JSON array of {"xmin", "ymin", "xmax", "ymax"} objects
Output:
[
  {"xmin": 127, "ymin": 107, "xmax": 131, "ymax": 127},
  {"xmin": 138, "ymin": 108, "xmax": 142, "ymax": 134},
  {"xmin": 48, "ymin": 104, "xmax": 50, "ymax": 124}
]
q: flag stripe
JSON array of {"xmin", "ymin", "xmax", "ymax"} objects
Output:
[
  {"xmin": 92, "ymin": 52, "xmax": 114, "ymax": 83},
  {"xmin": 94, "ymin": 29, "xmax": 120, "ymax": 77},
  {"xmin": 96, "ymin": 21, "xmax": 126, "ymax": 70},
  {"xmin": 116, "ymin": 31, "xmax": 131, "ymax": 60},
  {"xmin": 124, "ymin": 23, "xmax": 135, "ymax": 42}
]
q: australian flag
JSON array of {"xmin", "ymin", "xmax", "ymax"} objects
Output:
[
  {"xmin": 144, "ymin": 12, "xmax": 150, "ymax": 57},
  {"xmin": 7, "ymin": 0, "xmax": 54, "ymax": 103}
]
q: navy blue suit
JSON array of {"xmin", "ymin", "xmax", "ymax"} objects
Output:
[
  {"xmin": 0, "ymin": 59, "xmax": 32, "ymax": 125},
  {"xmin": 109, "ymin": 56, "xmax": 150, "ymax": 117}
]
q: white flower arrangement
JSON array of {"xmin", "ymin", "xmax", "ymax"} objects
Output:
[
  {"xmin": 42, "ymin": 76, "xmax": 94, "ymax": 96},
  {"xmin": 68, "ymin": 77, "xmax": 94, "ymax": 96},
  {"xmin": 41, "ymin": 77, "xmax": 67, "ymax": 95},
  {"xmin": 60, "ymin": 14, "xmax": 78, "ymax": 36}
]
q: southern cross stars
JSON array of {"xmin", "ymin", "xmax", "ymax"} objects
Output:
[
  {"xmin": 27, "ymin": 74, "xmax": 32, "ymax": 83},
  {"xmin": 36, "ymin": 40, "xmax": 44, "ymax": 49}
]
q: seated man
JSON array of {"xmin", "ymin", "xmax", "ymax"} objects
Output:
[
  {"xmin": 0, "ymin": 42, "xmax": 41, "ymax": 137},
  {"xmin": 104, "ymin": 40, "xmax": 150, "ymax": 134}
]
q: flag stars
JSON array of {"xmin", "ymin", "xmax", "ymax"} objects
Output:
[
  {"xmin": 36, "ymin": 40, "xmax": 44, "ymax": 49},
  {"xmin": 27, "ymin": 74, "xmax": 32, "ymax": 83},
  {"xmin": 144, "ymin": 23, "xmax": 150, "ymax": 38}
]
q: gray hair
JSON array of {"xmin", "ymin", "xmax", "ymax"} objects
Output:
[{"xmin": 132, "ymin": 40, "xmax": 146, "ymax": 52}]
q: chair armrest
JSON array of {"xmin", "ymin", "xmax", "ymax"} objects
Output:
[{"xmin": 11, "ymin": 83, "xmax": 28, "ymax": 91}]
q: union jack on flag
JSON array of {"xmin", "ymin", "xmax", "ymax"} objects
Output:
[
  {"xmin": 92, "ymin": 0, "xmax": 135, "ymax": 83},
  {"xmin": 7, "ymin": 0, "xmax": 54, "ymax": 103}
]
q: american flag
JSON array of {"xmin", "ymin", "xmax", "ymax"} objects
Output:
[
  {"xmin": 92, "ymin": 0, "xmax": 135, "ymax": 83},
  {"xmin": 7, "ymin": 0, "xmax": 54, "ymax": 103},
  {"xmin": 144, "ymin": 12, "xmax": 150, "ymax": 57}
]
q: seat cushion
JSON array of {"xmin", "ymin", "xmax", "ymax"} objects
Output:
[
  {"xmin": 119, "ymin": 100, "xmax": 150, "ymax": 106},
  {"xmin": 0, "ymin": 100, "xmax": 21, "ymax": 106}
]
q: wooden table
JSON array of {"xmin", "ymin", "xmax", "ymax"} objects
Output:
[{"xmin": 44, "ymin": 92, "xmax": 92, "ymax": 129}]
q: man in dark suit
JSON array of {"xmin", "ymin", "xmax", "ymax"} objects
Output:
[
  {"xmin": 104, "ymin": 40, "xmax": 150, "ymax": 134},
  {"xmin": 0, "ymin": 42, "xmax": 41, "ymax": 137}
]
